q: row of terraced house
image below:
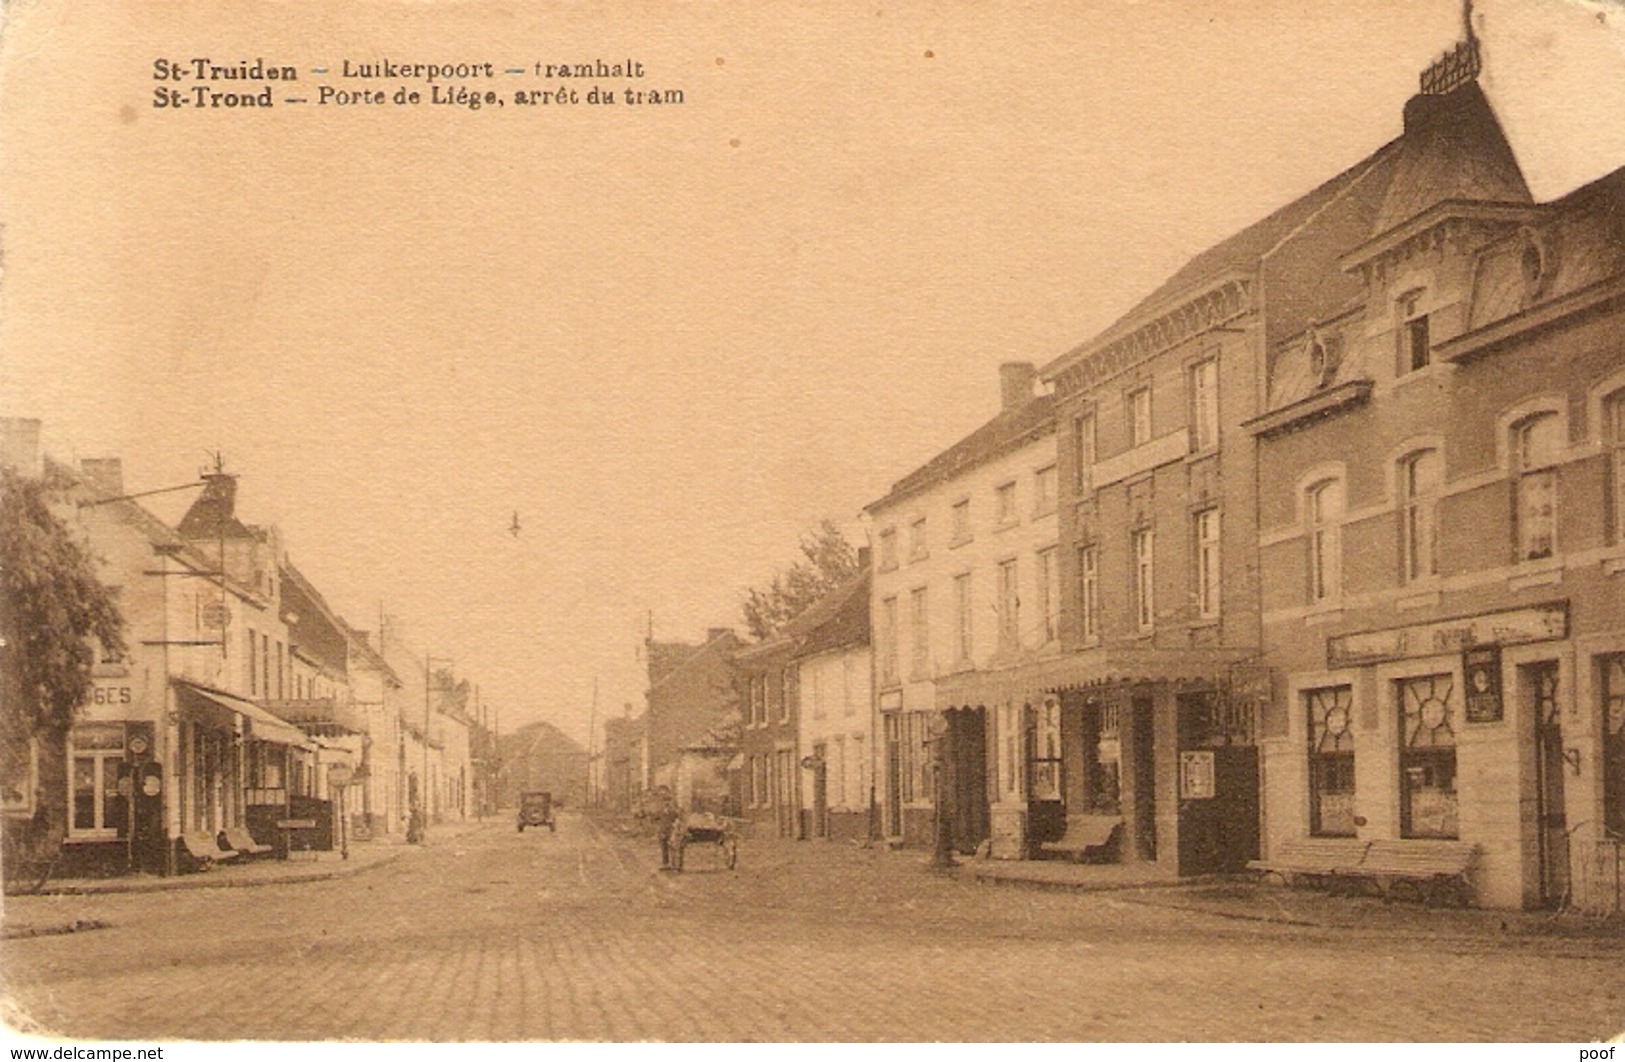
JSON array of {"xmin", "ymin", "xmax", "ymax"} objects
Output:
[
  {"xmin": 610, "ymin": 37, "xmax": 1624, "ymax": 913},
  {"xmin": 0, "ymin": 427, "xmax": 492, "ymax": 878}
]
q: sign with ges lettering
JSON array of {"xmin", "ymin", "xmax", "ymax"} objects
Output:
[{"xmin": 1326, "ymin": 602, "xmax": 1567, "ymax": 669}]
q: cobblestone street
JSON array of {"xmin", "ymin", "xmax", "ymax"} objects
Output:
[{"xmin": 2, "ymin": 814, "xmax": 1621, "ymax": 1042}]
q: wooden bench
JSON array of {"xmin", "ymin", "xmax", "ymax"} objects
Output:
[
  {"xmin": 1357, "ymin": 839, "xmax": 1478, "ymax": 907},
  {"xmin": 1250, "ymin": 837, "xmax": 1477, "ymax": 906},
  {"xmin": 220, "ymin": 825, "xmax": 274, "ymax": 859},
  {"xmin": 1039, "ymin": 815, "xmax": 1123, "ymax": 863},
  {"xmin": 1247, "ymin": 838, "xmax": 1370, "ymax": 891},
  {"xmin": 180, "ymin": 831, "xmax": 239, "ymax": 871}
]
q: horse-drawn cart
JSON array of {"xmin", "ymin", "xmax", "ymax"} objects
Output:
[{"xmin": 664, "ymin": 811, "xmax": 742, "ymax": 871}]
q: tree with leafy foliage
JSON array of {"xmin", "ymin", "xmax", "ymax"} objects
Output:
[
  {"xmin": 1, "ymin": 465, "xmax": 126, "ymax": 739},
  {"xmin": 740, "ymin": 520, "xmax": 860, "ymax": 640},
  {"xmin": 2, "ymin": 464, "xmax": 126, "ymax": 886}
]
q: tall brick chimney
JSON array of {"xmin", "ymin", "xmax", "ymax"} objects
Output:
[
  {"xmin": 81, "ymin": 458, "xmax": 124, "ymax": 496},
  {"xmin": 0, "ymin": 417, "xmax": 42, "ymax": 476},
  {"xmin": 1000, "ymin": 362, "xmax": 1037, "ymax": 410}
]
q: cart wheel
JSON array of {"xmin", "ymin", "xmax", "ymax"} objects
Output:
[{"xmin": 723, "ymin": 837, "xmax": 738, "ymax": 870}]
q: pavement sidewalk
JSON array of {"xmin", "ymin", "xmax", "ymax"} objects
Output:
[{"xmin": 10, "ymin": 817, "xmax": 492, "ymax": 899}]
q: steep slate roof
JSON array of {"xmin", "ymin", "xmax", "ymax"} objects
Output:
[
  {"xmin": 1370, "ymin": 83, "xmax": 1530, "ymax": 235},
  {"xmin": 866, "ymin": 393, "xmax": 1055, "ymax": 513},
  {"xmin": 783, "ymin": 569, "xmax": 870, "ymax": 658},
  {"xmin": 646, "ymin": 639, "xmax": 698, "ymax": 689}
]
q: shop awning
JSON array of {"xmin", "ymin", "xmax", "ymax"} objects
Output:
[
  {"xmin": 174, "ymin": 681, "xmax": 311, "ymax": 747},
  {"xmin": 934, "ymin": 649, "xmax": 1254, "ymax": 710}
]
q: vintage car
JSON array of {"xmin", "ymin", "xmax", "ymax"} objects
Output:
[{"xmin": 517, "ymin": 790, "xmax": 555, "ymax": 832}]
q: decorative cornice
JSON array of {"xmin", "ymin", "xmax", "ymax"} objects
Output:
[
  {"xmin": 1047, "ymin": 275, "xmax": 1253, "ymax": 397},
  {"xmin": 1243, "ymin": 379, "xmax": 1374, "ymax": 440},
  {"xmin": 1340, "ymin": 201, "xmax": 1541, "ymax": 277},
  {"xmin": 1438, "ymin": 273, "xmax": 1625, "ymax": 363}
]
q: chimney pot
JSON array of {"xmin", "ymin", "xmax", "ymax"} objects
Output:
[
  {"xmin": 81, "ymin": 458, "xmax": 124, "ymax": 496},
  {"xmin": 999, "ymin": 362, "xmax": 1038, "ymax": 410}
]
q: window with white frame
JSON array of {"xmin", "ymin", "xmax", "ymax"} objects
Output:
[
  {"xmin": 1190, "ymin": 357, "xmax": 1219, "ymax": 452},
  {"xmin": 997, "ymin": 558, "xmax": 1020, "ymax": 649},
  {"xmin": 953, "ymin": 572, "xmax": 973, "ymax": 665},
  {"xmin": 1078, "ymin": 544, "xmax": 1100, "ymax": 642},
  {"xmin": 1307, "ymin": 480, "xmax": 1344, "ymax": 603},
  {"xmin": 1132, "ymin": 528, "xmax": 1155, "ymax": 631},
  {"xmin": 995, "ymin": 481, "xmax": 1018, "ymax": 526},
  {"xmin": 1195, "ymin": 509, "xmax": 1221, "ymax": 619},
  {"xmin": 1037, "ymin": 547, "xmax": 1060, "ymax": 644},
  {"xmin": 1074, "ymin": 411, "xmax": 1096, "ymax": 491},
  {"xmin": 879, "ymin": 596, "xmax": 899, "ymax": 686},
  {"xmin": 878, "ymin": 527, "xmax": 898, "ymax": 571},
  {"xmin": 780, "ymin": 666, "xmax": 794, "ymax": 723},
  {"xmin": 1034, "ymin": 465, "xmax": 1057, "ymax": 516},
  {"xmin": 950, "ymin": 498, "xmax": 971, "ymax": 545},
  {"xmin": 1400, "ymin": 449, "xmax": 1442, "ymax": 583},
  {"xmin": 1128, "ymin": 387, "xmax": 1153, "ymax": 447},
  {"xmin": 247, "ymin": 627, "xmax": 258, "ymax": 695},
  {"xmin": 69, "ymin": 724, "xmax": 126, "ymax": 839},
  {"xmin": 1306, "ymin": 686, "xmax": 1355, "ymax": 837},
  {"xmin": 909, "ymin": 517, "xmax": 928, "ymax": 562},
  {"xmin": 909, "ymin": 587, "xmax": 930, "ymax": 679},
  {"xmin": 1399, "ymin": 291, "xmax": 1430, "ymax": 373},
  {"xmin": 1513, "ymin": 413, "xmax": 1562, "ymax": 561},
  {"xmin": 750, "ymin": 674, "xmax": 766, "ymax": 726},
  {"xmin": 1398, "ymin": 673, "xmax": 1458, "ymax": 839}
]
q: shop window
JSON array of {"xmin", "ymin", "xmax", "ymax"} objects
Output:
[
  {"xmin": 1083, "ymin": 701, "xmax": 1121, "ymax": 814},
  {"xmin": 1512, "ymin": 413, "xmax": 1562, "ymax": 561},
  {"xmin": 1398, "ymin": 674, "xmax": 1458, "ymax": 839},
  {"xmin": 1307, "ymin": 479, "xmax": 1344, "ymax": 602},
  {"xmin": 1029, "ymin": 698, "xmax": 1062, "ymax": 801},
  {"xmin": 68, "ymin": 724, "xmax": 126, "ymax": 839},
  {"xmin": 1078, "ymin": 544, "xmax": 1100, "ymax": 643},
  {"xmin": 1307, "ymin": 686, "xmax": 1356, "ymax": 837},
  {"xmin": 1132, "ymin": 528, "xmax": 1155, "ymax": 631},
  {"xmin": 1194, "ymin": 509, "xmax": 1221, "ymax": 619},
  {"xmin": 1399, "ymin": 449, "xmax": 1442, "ymax": 583},
  {"xmin": 1603, "ymin": 655, "xmax": 1625, "ymax": 839}
]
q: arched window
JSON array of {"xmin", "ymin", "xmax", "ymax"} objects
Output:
[
  {"xmin": 1512, "ymin": 413, "xmax": 1562, "ymax": 561},
  {"xmin": 1399, "ymin": 450, "xmax": 1442, "ymax": 583},
  {"xmin": 1307, "ymin": 480, "xmax": 1344, "ymax": 602}
]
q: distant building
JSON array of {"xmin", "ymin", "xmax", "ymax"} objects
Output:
[
  {"xmin": 789, "ymin": 568, "xmax": 872, "ymax": 843},
  {"xmin": 641, "ymin": 629, "xmax": 742, "ymax": 796},
  {"xmin": 500, "ymin": 720, "xmax": 589, "ymax": 808}
]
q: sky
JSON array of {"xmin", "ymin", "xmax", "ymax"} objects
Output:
[{"xmin": 2, "ymin": 0, "xmax": 1615, "ymax": 750}]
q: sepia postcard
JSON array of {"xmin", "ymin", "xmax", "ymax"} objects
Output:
[{"xmin": 1, "ymin": 0, "xmax": 1623, "ymax": 1051}]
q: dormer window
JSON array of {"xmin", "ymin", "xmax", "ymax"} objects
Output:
[{"xmin": 1399, "ymin": 292, "xmax": 1430, "ymax": 374}]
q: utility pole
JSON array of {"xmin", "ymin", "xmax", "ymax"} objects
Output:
[{"xmin": 587, "ymin": 676, "xmax": 598, "ymax": 808}]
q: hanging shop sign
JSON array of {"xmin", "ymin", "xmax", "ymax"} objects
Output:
[
  {"xmin": 1179, "ymin": 750, "xmax": 1216, "ymax": 800},
  {"xmin": 1463, "ymin": 645, "xmax": 1504, "ymax": 723}
]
